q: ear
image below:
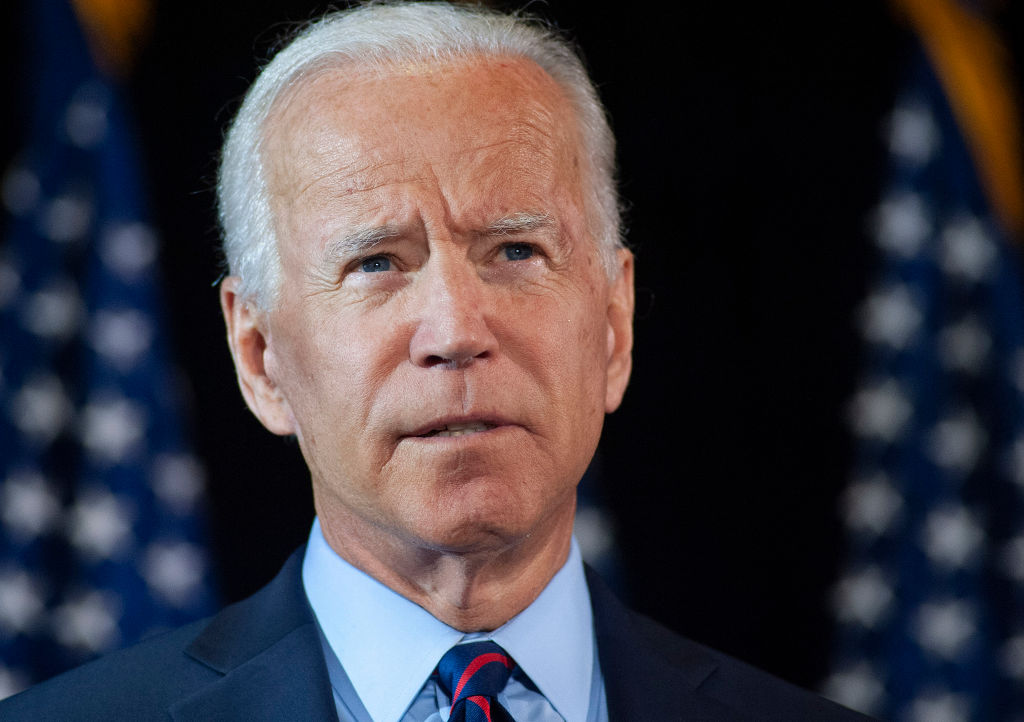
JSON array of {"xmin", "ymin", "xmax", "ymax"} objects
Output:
[
  {"xmin": 220, "ymin": 276, "xmax": 296, "ymax": 436},
  {"xmin": 604, "ymin": 248, "xmax": 635, "ymax": 413}
]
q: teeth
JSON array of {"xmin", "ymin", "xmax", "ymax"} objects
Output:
[{"xmin": 426, "ymin": 422, "xmax": 493, "ymax": 437}]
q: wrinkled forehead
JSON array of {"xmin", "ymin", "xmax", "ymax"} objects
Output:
[{"xmin": 259, "ymin": 54, "xmax": 585, "ymax": 201}]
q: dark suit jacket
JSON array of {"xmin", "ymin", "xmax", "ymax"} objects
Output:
[{"xmin": 0, "ymin": 549, "xmax": 869, "ymax": 720}]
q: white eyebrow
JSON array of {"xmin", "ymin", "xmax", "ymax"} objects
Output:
[
  {"xmin": 484, "ymin": 212, "xmax": 554, "ymax": 235},
  {"xmin": 321, "ymin": 225, "xmax": 398, "ymax": 265},
  {"xmin": 319, "ymin": 213, "xmax": 554, "ymax": 266}
]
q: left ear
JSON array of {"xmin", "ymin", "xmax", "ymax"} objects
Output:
[{"xmin": 604, "ymin": 247, "xmax": 635, "ymax": 412}]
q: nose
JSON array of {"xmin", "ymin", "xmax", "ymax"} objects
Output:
[{"xmin": 408, "ymin": 252, "xmax": 498, "ymax": 369}]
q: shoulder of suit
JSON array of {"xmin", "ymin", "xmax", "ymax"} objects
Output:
[
  {"xmin": 628, "ymin": 612, "xmax": 875, "ymax": 720},
  {"xmin": 0, "ymin": 549, "xmax": 309, "ymax": 720},
  {"xmin": 0, "ymin": 616, "xmax": 217, "ymax": 719},
  {"xmin": 585, "ymin": 567, "xmax": 874, "ymax": 721}
]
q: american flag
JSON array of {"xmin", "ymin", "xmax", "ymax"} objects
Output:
[
  {"xmin": 824, "ymin": 6, "xmax": 1024, "ymax": 720},
  {"xmin": 0, "ymin": 0, "xmax": 217, "ymax": 696}
]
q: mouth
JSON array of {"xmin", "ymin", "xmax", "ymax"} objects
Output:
[
  {"xmin": 418, "ymin": 421, "xmax": 497, "ymax": 438},
  {"xmin": 403, "ymin": 414, "xmax": 511, "ymax": 440}
]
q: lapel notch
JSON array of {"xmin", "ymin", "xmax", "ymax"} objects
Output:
[{"xmin": 170, "ymin": 549, "xmax": 338, "ymax": 720}]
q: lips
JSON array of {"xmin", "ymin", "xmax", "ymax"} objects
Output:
[
  {"xmin": 404, "ymin": 416, "xmax": 509, "ymax": 439},
  {"xmin": 420, "ymin": 421, "xmax": 496, "ymax": 438}
]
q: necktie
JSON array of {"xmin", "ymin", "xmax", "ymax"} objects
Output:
[{"xmin": 437, "ymin": 641, "xmax": 517, "ymax": 722}]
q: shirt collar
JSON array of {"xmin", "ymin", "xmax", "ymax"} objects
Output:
[{"xmin": 302, "ymin": 518, "xmax": 594, "ymax": 722}]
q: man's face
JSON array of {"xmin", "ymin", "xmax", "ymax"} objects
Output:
[{"xmin": 229, "ymin": 57, "xmax": 633, "ymax": 556}]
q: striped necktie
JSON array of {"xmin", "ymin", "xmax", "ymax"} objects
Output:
[{"xmin": 437, "ymin": 641, "xmax": 516, "ymax": 722}]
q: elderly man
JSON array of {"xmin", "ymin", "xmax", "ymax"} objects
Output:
[{"xmin": 2, "ymin": 2, "xmax": 867, "ymax": 720}]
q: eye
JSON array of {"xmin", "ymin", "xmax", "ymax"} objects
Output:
[
  {"xmin": 359, "ymin": 255, "xmax": 392, "ymax": 273},
  {"xmin": 502, "ymin": 243, "xmax": 534, "ymax": 261}
]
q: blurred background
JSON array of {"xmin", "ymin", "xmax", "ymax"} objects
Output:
[{"xmin": 1, "ymin": 0, "xmax": 1022, "ymax": 719}]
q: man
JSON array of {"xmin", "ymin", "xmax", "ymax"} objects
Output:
[{"xmin": 1, "ymin": 2, "xmax": 868, "ymax": 719}]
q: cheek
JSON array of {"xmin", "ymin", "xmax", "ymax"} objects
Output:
[
  {"xmin": 566, "ymin": 289, "xmax": 614, "ymax": 412},
  {"xmin": 268, "ymin": 311, "xmax": 348, "ymax": 422},
  {"xmin": 560, "ymin": 279, "xmax": 611, "ymax": 364},
  {"xmin": 284, "ymin": 307, "xmax": 413, "ymax": 437},
  {"xmin": 526, "ymin": 292, "xmax": 610, "ymax": 412}
]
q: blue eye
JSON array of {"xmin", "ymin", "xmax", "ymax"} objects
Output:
[
  {"xmin": 503, "ymin": 243, "xmax": 534, "ymax": 261},
  {"xmin": 360, "ymin": 256, "xmax": 391, "ymax": 273}
]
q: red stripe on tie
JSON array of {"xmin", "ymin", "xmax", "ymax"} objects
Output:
[
  {"xmin": 452, "ymin": 652, "xmax": 512, "ymax": 700},
  {"xmin": 468, "ymin": 695, "xmax": 492, "ymax": 720}
]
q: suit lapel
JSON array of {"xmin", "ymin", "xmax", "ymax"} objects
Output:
[
  {"xmin": 586, "ymin": 567, "xmax": 751, "ymax": 721},
  {"xmin": 169, "ymin": 550, "xmax": 338, "ymax": 721},
  {"xmin": 166, "ymin": 550, "xmax": 753, "ymax": 721},
  {"xmin": 170, "ymin": 624, "xmax": 337, "ymax": 721}
]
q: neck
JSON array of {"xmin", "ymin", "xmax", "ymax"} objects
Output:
[{"xmin": 315, "ymin": 500, "xmax": 576, "ymax": 631}]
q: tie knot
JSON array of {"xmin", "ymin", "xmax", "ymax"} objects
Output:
[{"xmin": 437, "ymin": 641, "xmax": 515, "ymax": 706}]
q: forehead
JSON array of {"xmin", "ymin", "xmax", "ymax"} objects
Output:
[{"xmin": 261, "ymin": 55, "xmax": 584, "ymax": 229}]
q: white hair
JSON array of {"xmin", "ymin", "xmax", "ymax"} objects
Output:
[{"xmin": 218, "ymin": 1, "xmax": 623, "ymax": 309}]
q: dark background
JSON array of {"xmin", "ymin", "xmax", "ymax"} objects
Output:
[{"xmin": 3, "ymin": 0, "xmax": 1022, "ymax": 692}]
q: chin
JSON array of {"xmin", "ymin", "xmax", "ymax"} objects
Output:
[
  {"xmin": 400, "ymin": 488, "xmax": 573, "ymax": 557},
  {"xmin": 408, "ymin": 513, "xmax": 530, "ymax": 555}
]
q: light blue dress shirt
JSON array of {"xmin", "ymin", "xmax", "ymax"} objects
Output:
[{"xmin": 302, "ymin": 519, "xmax": 608, "ymax": 722}]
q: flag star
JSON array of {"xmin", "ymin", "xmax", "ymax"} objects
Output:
[
  {"xmin": 100, "ymin": 222, "xmax": 157, "ymax": 281},
  {"xmin": 1001, "ymin": 635, "xmax": 1024, "ymax": 680},
  {"xmin": 21, "ymin": 279, "xmax": 83, "ymax": 339},
  {"xmin": 574, "ymin": 506, "xmax": 616, "ymax": 564},
  {"xmin": 927, "ymin": 410, "xmax": 987, "ymax": 474},
  {"xmin": 1, "ymin": 470, "xmax": 62, "ymax": 540},
  {"xmin": 65, "ymin": 84, "xmax": 110, "ymax": 148},
  {"xmin": 78, "ymin": 395, "xmax": 146, "ymax": 463},
  {"xmin": 913, "ymin": 599, "xmax": 977, "ymax": 660},
  {"xmin": 0, "ymin": 259, "xmax": 21, "ymax": 309},
  {"xmin": 89, "ymin": 309, "xmax": 153, "ymax": 371},
  {"xmin": 920, "ymin": 505, "xmax": 985, "ymax": 570},
  {"xmin": 821, "ymin": 662, "xmax": 886, "ymax": 715},
  {"xmin": 887, "ymin": 101, "xmax": 939, "ymax": 165},
  {"xmin": 9, "ymin": 374, "xmax": 74, "ymax": 444},
  {"xmin": 873, "ymin": 192, "xmax": 932, "ymax": 257},
  {"xmin": 39, "ymin": 193, "xmax": 94, "ymax": 244},
  {"xmin": 1, "ymin": 165, "xmax": 41, "ymax": 216},
  {"xmin": 941, "ymin": 215, "xmax": 996, "ymax": 283},
  {"xmin": 51, "ymin": 590, "xmax": 121, "ymax": 653},
  {"xmin": 859, "ymin": 284, "xmax": 922, "ymax": 349},
  {"xmin": 151, "ymin": 453, "xmax": 205, "ymax": 514},
  {"xmin": 907, "ymin": 691, "xmax": 971, "ymax": 722},
  {"xmin": 833, "ymin": 566, "xmax": 894, "ymax": 628},
  {"xmin": 0, "ymin": 570, "xmax": 46, "ymax": 635},
  {"xmin": 999, "ymin": 536, "xmax": 1024, "ymax": 581},
  {"xmin": 67, "ymin": 490, "xmax": 134, "ymax": 559},
  {"xmin": 938, "ymin": 316, "xmax": 991, "ymax": 374},
  {"xmin": 849, "ymin": 379, "xmax": 913, "ymax": 442},
  {"xmin": 141, "ymin": 542, "xmax": 206, "ymax": 608},
  {"xmin": 842, "ymin": 472, "xmax": 904, "ymax": 537},
  {"xmin": 0, "ymin": 663, "xmax": 29, "ymax": 701}
]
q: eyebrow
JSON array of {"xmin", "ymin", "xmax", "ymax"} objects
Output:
[
  {"xmin": 483, "ymin": 212, "xmax": 554, "ymax": 235},
  {"xmin": 321, "ymin": 225, "xmax": 399, "ymax": 265},
  {"xmin": 319, "ymin": 211, "xmax": 556, "ymax": 266}
]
